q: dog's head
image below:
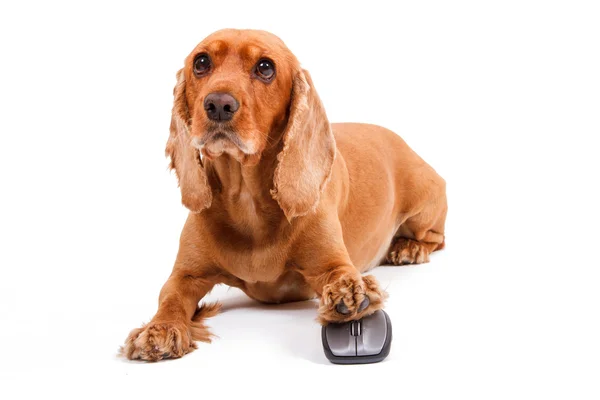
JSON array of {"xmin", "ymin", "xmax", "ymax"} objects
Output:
[{"xmin": 166, "ymin": 29, "xmax": 335, "ymax": 220}]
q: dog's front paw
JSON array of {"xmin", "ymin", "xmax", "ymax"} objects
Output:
[
  {"xmin": 120, "ymin": 321, "xmax": 196, "ymax": 361},
  {"xmin": 318, "ymin": 274, "xmax": 387, "ymax": 324}
]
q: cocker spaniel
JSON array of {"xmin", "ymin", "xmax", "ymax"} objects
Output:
[{"xmin": 121, "ymin": 29, "xmax": 447, "ymax": 361}]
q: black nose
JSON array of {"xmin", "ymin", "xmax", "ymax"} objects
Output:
[{"xmin": 204, "ymin": 92, "xmax": 239, "ymax": 122}]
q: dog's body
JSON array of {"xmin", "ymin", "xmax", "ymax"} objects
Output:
[{"xmin": 122, "ymin": 30, "xmax": 446, "ymax": 361}]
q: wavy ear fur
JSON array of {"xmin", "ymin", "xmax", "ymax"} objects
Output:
[
  {"xmin": 271, "ymin": 70, "xmax": 336, "ymax": 221},
  {"xmin": 165, "ymin": 69, "xmax": 212, "ymax": 213}
]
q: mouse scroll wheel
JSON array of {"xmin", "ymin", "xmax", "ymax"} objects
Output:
[{"xmin": 350, "ymin": 320, "xmax": 362, "ymax": 336}]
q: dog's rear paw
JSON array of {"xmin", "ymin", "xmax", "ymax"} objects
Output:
[
  {"xmin": 386, "ymin": 238, "xmax": 431, "ymax": 265},
  {"xmin": 318, "ymin": 274, "xmax": 387, "ymax": 324}
]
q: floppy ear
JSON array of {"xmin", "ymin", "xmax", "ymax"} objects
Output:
[
  {"xmin": 271, "ymin": 69, "xmax": 336, "ymax": 221},
  {"xmin": 165, "ymin": 69, "xmax": 212, "ymax": 213}
]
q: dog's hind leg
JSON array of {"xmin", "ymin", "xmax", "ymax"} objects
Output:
[{"xmin": 385, "ymin": 193, "xmax": 447, "ymax": 265}]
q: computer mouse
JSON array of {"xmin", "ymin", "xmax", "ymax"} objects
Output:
[{"xmin": 322, "ymin": 309, "xmax": 392, "ymax": 364}]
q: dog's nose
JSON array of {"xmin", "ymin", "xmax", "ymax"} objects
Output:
[{"xmin": 204, "ymin": 92, "xmax": 239, "ymax": 122}]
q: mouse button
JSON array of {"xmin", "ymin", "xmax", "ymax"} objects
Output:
[
  {"xmin": 357, "ymin": 310, "xmax": 388, "ymax": 356},
  {"xmin": 350, "ymin": 320, "xmax": 362, "ymax": 336},
  {"xmin": 325, "ymin": 322, "xmax": 357, "ymax": 357}
]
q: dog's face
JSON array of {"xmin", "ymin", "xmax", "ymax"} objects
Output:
[
  {"xmin": 167, "ymin": 29, "xmax": 336, "ymax": 220},
  {"xmin": 182, "ymin": 29, "xmax": 296, "ymax": 163}
]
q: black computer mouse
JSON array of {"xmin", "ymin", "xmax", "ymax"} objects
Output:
[{"xmin": 322, "ymin": 309, "xmax": 392, "ymax": 364}]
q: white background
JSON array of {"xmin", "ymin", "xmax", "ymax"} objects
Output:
[{"xmin": 1, "ymin": 0, "xmax": 599, "ymax": 398}]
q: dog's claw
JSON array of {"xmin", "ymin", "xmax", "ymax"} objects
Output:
[
  {"xmin": 336, "ymin": 302, "xmax": 350, "ymax": 315},
  {"xmin": 358, "ymin": 296, "xmax": 370, "ymax": 312}
]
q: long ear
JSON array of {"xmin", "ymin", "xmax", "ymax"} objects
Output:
[
  {"xmin": 271, "ymin": 70, "xmax": 336, "ymax": 221},
  {"xmin": 165, "ymin": 69, "xmax": 212, "ymax": 213}
]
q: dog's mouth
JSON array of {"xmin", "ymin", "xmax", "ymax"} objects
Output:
[
  {"xmin": 210, "ymin": 132, "xmax": 228, "ymax": 142},
  {"xmin": 192, "ymin": 129, "xmax": 253, "ymax": 160}
]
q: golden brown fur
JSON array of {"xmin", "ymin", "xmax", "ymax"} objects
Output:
[{"xmin": 121, "ymin": 29, "xmax": 447, "ymax": 361}]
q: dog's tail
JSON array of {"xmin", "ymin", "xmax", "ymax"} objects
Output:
[{"xmin": 190, "ymin": 302, "xmax": 222, "ymax": 342}]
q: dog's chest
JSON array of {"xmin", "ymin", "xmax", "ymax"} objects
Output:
[
  {"xmin": 228, "ymin": 244, "xmax": 289, "ymax": 283},
  {"xmin": 216, "ymin": 193, "xmax": 291, "ymax": 283}
]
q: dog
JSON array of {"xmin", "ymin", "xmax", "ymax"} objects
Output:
[{"xmin": 121, "ymin": 29, "xmax": 447, "ymax": 361}]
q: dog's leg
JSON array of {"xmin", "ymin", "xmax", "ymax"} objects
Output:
[
  {"xmin": 120, "ymin": 219, "xmax": 232, "ymax": 361},
  {"xmin": 294, "ymin": 221, "xmax": 388, "ymax": 324},
  {"xmin": 120, "ymin": 263, "xmax": 221, "ymax": 361},
  {"xmin": 386, "ymin": 194, "xmax": 447, "ymax": 265}
]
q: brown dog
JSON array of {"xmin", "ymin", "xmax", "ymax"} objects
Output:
[{"xmin": 121, "ymin": 29, "xmax": 447, "ymax": 361}]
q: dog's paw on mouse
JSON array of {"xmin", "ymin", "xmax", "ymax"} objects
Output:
[{"xmin": 318, "ymin": 274, "xmax": 387, "ymax": 324}]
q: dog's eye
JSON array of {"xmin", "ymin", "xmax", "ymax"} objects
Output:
[
  {"xmin": 255, "ymin": 59, "xmax": 275, "ymax": 81},
  {"xmin": 193, "ymin": 53, "xmax": 212, "ymax": 77}
]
